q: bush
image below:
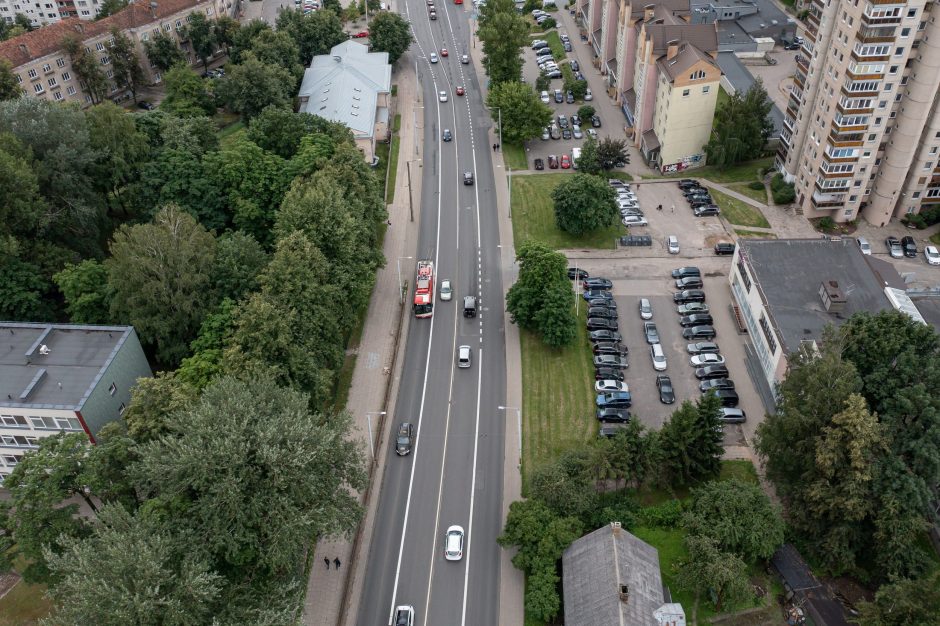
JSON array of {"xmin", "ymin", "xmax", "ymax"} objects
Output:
[
  {"xmin": 635, "ymin": 500, "xmax": 684, "ymax": 529},
  {"xmin": 770, "ymin": 173, "xmax": 795, "ymax": 204},
  {"xmin": 578, "ymin": 104, "xmax": 595, "ymax": 119},
  {"xmin": 902, "ymin": 214, "xmax": 927, "ymax": 229},
  {"xmin": 540, "ymin": 17, "xmax": 556, "ymax": 28},
  {"xmin": 748, "ymin": 181, "xmax": 765, "ymax": 191},
  {"xmin": 583, "ymin": 491, "xmax": 639, "ymax": 529},
  {"xmin": 818, "ymin": 216, "xmax": 836, "ymax": 231}
]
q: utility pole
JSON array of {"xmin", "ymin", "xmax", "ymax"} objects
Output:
[{"xmin": 406, "ymin": 160, "xmax": 415, "ymax": 222}]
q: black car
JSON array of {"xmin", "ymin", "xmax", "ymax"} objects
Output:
[
  {"xmin": 557, "ymin": 115, "xmax": 569, "ymax": 129},
  {"xmin": 674, "ymin": 289, "xmax": 706, "ymax": 304},
  {"xmin": 463, "ymin": 171, "xmax": 474, "ymax": 185},
  {"xmin": 395, "ymin": 422, "xmax": 414, "ymax": 456},
  {"xmin": 587, "ymin": 306, "xmax": 618, "ymax": 319},
  {"xmin": 594, "ymin": 366, "xmax": 624, "ymax": 381},
  {"xmin": 700, "ymin": 378, "xmax": 735, "ymax": 393},
  {"xmin": 588, "ymin": 298, "xmax": 617, "ymax": 310},
  {"xmin": 671, "ymin": 266, "xmax": 701, "ymax": 279},
  {"xmin": 566, "ymin": 90, "xmax": 575, "ymax": 103},
  {"xmin": 695, "ymin": 364, "xmax": 729, "ymax": 379},
  {"xmin": 683, "ymin": 325, "xmax": 717, "ymax": 339},
  {"xmin": 570, "ymin": 60, "xmax": 580, "ymax": 71},
  {"xmin": 137, "ymin": 100, "xmax": 156, "ymax": 110},
  {"xmin": 571, "ymin": 114, "xmax": 581, "ymax": 126},
  {"xmin": 688, "ymin": 341, "xmax": 720, "ymax": 354},
  {"xmin": 643, "ymin": 322, "xmax": 660, "ymax": 344},
  {"xmin": 714, "ymin": 242, "xmax": 736, "ymax": 255},
  {"xmin": 583, "ymin": 289, "xmax": 613, "ymax": 301},
  {"xmin": 590, "ymin": 330, "xmax": 623, "ymax": 343},
  {"xmin": 656, "ymin": 375, "xmax": 675, "ymax": 404},
  {"xmin": 596, "ymin": 408, "xmax": 631, "ymax": 423},
  {"xmin": 694, "ymin": 205, "xmax": 721, "ymax": 217},
  {"xmin": 591, "ymin": 115, "xmax": 601, "ymax": 128},
  {"xmin": 568, "ymin": 267, "xmax": 589, "ymax": 280},
  {"xmin": 680, "ymin": 313, "xmax": 714, "ymax": 327},
  {"xmin": 587, "ymin": 317, "xmax": 619, "ymax": 331},
  {"xmin": 534, "ymin": 158, "xmax": 545, "ymax": 170},
  {"xmin": 676, "ymin": 276, "xmax": 704, "ymax": 290},
  {"xmin": 901, "ymin": 235, "xmax": 918, "ymax": 258},
  {"xmin": 708, "ymin": 388, "xmax": 740, "ymax": 407},
  {"xmin": 688, "ymin": 197, "xmax": 714, "ymax": 207},
  {"xmin": 442, "ymin": 128, "xmax": 452, "ymax": 142},
  {"xmin": 562, "ymin": 128, "xmax": 572, "ymax": 140},
  {"xmin": 593, "ymin": 342, "xmax": 627, "ymax": 356},
  {"xmin": 583, "ymin": 278, "xmax": 613, "ymax": 290},
  {"xmin": 683, "ymin": 188, "xmax": 709, "ymax": 198},
  {"xmin": 676, "ymin": 179, "xmax": 697, "ymax": 187}
]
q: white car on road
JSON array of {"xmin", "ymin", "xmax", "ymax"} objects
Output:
[
  {"xmin": 430, "ymin": 52, "xmax": 438, "ymax": 63},
  {"xmin": 444, "ymin": 525, "xmax": 465, "ymax": 561},
  {"xmin": 439, "ymin": 90, "xmax": 448, "ymax": 102},
  {"xmin": 440, "ymin": 279, "xmax": 452, "ymax": 301}
]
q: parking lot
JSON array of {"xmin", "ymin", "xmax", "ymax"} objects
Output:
[{"xmin": 624, "ymin": 181, "xmax": 732, "ymax": 254}]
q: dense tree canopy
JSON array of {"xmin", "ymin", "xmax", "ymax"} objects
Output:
[
  {"xmin": 369, "ymin": 12, "xmax": 413, "ymax": 64},
  {"xmin": 658, "ymin": 393, "xmax": 723, "ymax": 485},
  {"xmin": 505, "ymin": 240, "xmax": 576, "ymax": 347},
  {"xmin": 552, "ymin": 173, "xmax": 617, "ymax": 236},
  {"xmin": 486, "ymin": 81, "xmax": 553, "ymax": 144},
  {"xmin": 478, "ymin": 0, "xmax": 529, "ymax": 85},
  {"xmin": 704, "ymin": 80, "xmax": 774, "ymax": 169}
]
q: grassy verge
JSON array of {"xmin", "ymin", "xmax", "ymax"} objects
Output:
[
  {"xmin": 543, "ymin": 31, "xmax": 566, "ymax": 60},
  {"xmin": 511, "ymin": 173, "xmax": 622, "ymax": 249},
  {"xmin": 930, "ymin": 232, "xmax": 940, "ymax": 246},
  {"xmin": 386, "ymin": 135, "xmax": 401, "ymax": 204},
  {"xmin": 0, "ymin": 556, "xmax": 52, "ymax": 625},
  {"xmin": 735, "ymin": 229, "xmax": 777, "ymax": 239},
  {"xmin": 710, "ymin": 189, "xmax": 771, "ymax": 229},
  {"xmin": 504, "ymin": 142, "xmax": 529, "ymax": 170},
  {"xmin": 331, "ymin": 303, "xmax": 367, "ymax": 411},
  {"xmin": 521, "ymin": 307, "xmax": 594, "ymax": 484},
  {"xmin": 648, "ymin": 157, "xmax": 774, "ymax": 184},
  {"xmin": 724, "ymin": 181, "xmax": 768, "ymax": 204}
]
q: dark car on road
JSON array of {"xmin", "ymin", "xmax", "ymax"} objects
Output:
[
  {"xmin": 395, "ymin": 422, "xmax": 414, "ymax": 456},
  {"xmin": 596, "ymin": 408, "xmax": 631, "ymax": 423},
  {"xmin": 643, "ymin": 322, "xmax": 660, "ymax": 344},
  {"xmin": 714, "ymin": 242, "xmax": 736, "ymax": 255},
  {"xmin": 695, "ymin": 364, "xmax": 729, "ymax": 380},
  {"xmin": 673, "ymin": 289, "xmax": 706, "ymax": 304},
  {"xmin": 587, "ymin": 317, "xmax": 619, "ymax": 331},
  {"xmin": 901, "ymin": 235, "xmax": 918, "ymax": 258},
  {"xmin": 683, "ymin": 325, "xmax": 716, "ymax": 340},
  {"xmin": 675, "ymin": 276, "xmax": 704, "ymax": 289},
  {"xmin": 583, "ymin": 278, "xmax": 613, "ymax": 290},
  {"xmin": 656, "ymin": 375, "xmax": 675, "ymax": 404},
  {"xmin": 700, "ymin": 378, "xmax": 735, "ymax": 393},
  {"xmin": 671, "ymin": 266, "xmax": 701, "ymax": 279},
  {"xmin": 588, "ymin": 306, "xmax": 617, "ymax": 319},
  {"xmin": 591, "ymin": 115, "xmax": 601, "ymax": 127},
  {"xmin": 687, "ymin": 341, "xmax": 720, "ymax": 354},
  {"xmin": 594, "ymin": 366, "xmax": 624, "ymax": 381},
  {"xmin": 463, "ymin": 171, "xmax": 474, "ymax": 185},
  {"xmin": 680, "ymin": 313, "xmax": 714, "ymax": 327},
  {"xmin": 590, "ymin": 330, "xmax": 623, "ymax": 343},
  {"xmin": 568, "ymin": 267, "xmax": 589, "ymax": 280},
  {"xmin": 594, "ymin": 354, "xmax": 628, "ymax": 368}
]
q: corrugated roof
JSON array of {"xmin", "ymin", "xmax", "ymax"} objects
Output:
[{"xmin": 297, "ymin": 40, "xmax": 390, "ymax": 138}]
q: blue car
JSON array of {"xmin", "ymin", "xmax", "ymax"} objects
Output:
[{"xmin": 596, "ymin": 391, "xmax": 632, "ymax": 408}]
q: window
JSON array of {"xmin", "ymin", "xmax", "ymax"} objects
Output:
[
  {"xmin": 47, "ymin": 77, "xmax": 56, "ymax": 87},
  {"xmin": 41, "ymin": 63, "xmax": 50, "ymax": 72},
  {"xmin": 141, "ymin": 32, "xmax": 149, "ymax": 41},
  {"xmin": 100, "ymin": 56, "xmax": 111, "ymax": 65},
  {"xmin": 689, "ymin": 70, "xmax": 706, "ymax": 80},
  {"xmin": 62, "ymin": 71, "xmax": 70, "ymax": 81},
  {"xmin": 924, "ymin": 161, "xmax": 933, "ymax": 170},
  {"xmin": 15, "ymin": 74, "xmax": 22, "ymax": 84},
  {"xmin": 702, "ymin": 85, "xmax": 710, "ymax": 93},
  {"xmin": 849, "ymin": 195, "xmax": 858, "ymax": 202},
  {"xmin": 895, "ymin": 47, "xmax": 904, "ymax": 55},
  {"xmin": 108, "ymin": 382, "xmax": 117, "ymax": 396},
  {"xmin": 118, "ymin": 402, "xmax": 126, "ymax": 416},
  {"xmin": 27, "ymin": 68, "xmax": 37, "ymax": 78},
  {"xmin": 907, "ymin": 7, "xmax": 916, "ymax": 17},
  {"xmin": 737, "ymin": 259, "xmax": 752, "ymax": 292},
  {"xmin": 863, "ymin": 150, "xmax": 871, "ymax": 157},
  {"xmin": 844, "ymin": 209, "xmax": 854, "ymax": 217},
  {"xmin": 2, "ymin": 455, "xmax": 21, "ymax": 466},
  {"xmin": 901, "ymin": 27, "xmax": 910, "ymax": 37},
  {"xmin": 163, "ymin": 23, "xmax": 171, "ymax": 31},
  {"xmin": 0, "ymin": 415, "xmax": 28, "ymax": 427},
  {"xmin": 66, "ymin": 85, "xmax": 76, "ymax": 95},
  {"xmin": 889, "ymin": 65, "xmax": 898, "ymax": 74},
  {"xmin": 56, "ymin": 57, "xmax": 65, "ymax": 67},
  {"xmin": 95, "ymin": 42, "xmax": 104, "ymax": 51},
  {"xmin": 874, "ymin": 118, "xmax": 882, "ymax": 126},
  {"xmin": 869, "ymin": 133, "xmax": 877, "ymax": 140},
  {"xmin": 913, "ymin": 191, "xmax": 921, "ymax": 198},
  {"xmin": 879, "ymin": 100, "xmax": 887, "ymax": 108},
  {"xmin": 33, "ymin": 83, "xmax": 43, "ymax": 93},
  {"xmin": 931, "ymin": 147, "xmax": 937, "ymax": 155},
  {"xmin": 682, "ymin": 89, "xmax": 690, "ymax": 96}
]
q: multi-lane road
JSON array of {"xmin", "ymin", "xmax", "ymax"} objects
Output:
[{"xmin": 356, "ymin": 1, "xmax": 508, "ymax": 625}]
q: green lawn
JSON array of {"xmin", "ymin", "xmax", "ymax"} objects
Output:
[
  {"xmin": 504, "ymin": 142, "xmax": 529, "ymax": 170},
  {"xmin": 543, "ymin": 31, "xmax": 566, "ymax": 61},
  {"xmin": 735, "ymin": 229, "xmax": 777, "ymax": 239},
  {"xmin": 511, "ymin": 174, "xmax": 623, "ymax": 249},
  {"xmin": 0, "ymin": 556, "xmax": 51, "ymax": 626},
  {"xmin": 649, "ymin": 157, "xmax": 774, "ymax": 184},
  {"xmin": 632, "ymin": 527, "xmax": 708, "ymax": 620},
  {"xmin": 710, "ymin": 189, "xmax": 771, "ymax": 229},
  {"xmin": 725, "ymin": 181, "xmax": 768, "ymax": 204},
  {"xmin": 521, "ymin": 307, "xmax": 596, "ymax": 484}
]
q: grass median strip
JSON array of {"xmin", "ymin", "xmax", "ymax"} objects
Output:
[
  {"xmin": 511, "ymin": 174, "xmax": 622, "ymax": 249},
  {"xmin": 503, "ymin": 142, "xmax": 528, "ymax": 170},
  {"xmin": 734, "ymin": 229, "xmax": 777, "ymax": 239},
  {"xmin": 710, "ymin": 188, "xmax": 771, "ymax": 228}
]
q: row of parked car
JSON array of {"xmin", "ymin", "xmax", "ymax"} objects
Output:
[
  {"xmin": 880, "ymin": 235, "xmax": 940, "ymax": 265},
  {"xmin": 676, "ymin": 179, "xmax": 720, "ymax": 217},
  {"xmin": 610, "ymin": 179, "xmax": 648, "ymax": 227}
]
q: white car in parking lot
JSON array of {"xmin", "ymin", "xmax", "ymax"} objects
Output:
[
  {"xmin": 622, "ymin": 215, "xmax": 649, "ymax": 226},
  {"xmin": 540, "ymin": 90, "xmax": 550, "ymax": 104},
  {"xmin": 690, "ymin": 353, "xmax": 726, "ymax": 367},
  {"xmin": 650, "ymin": 343, "xmax": 667, "ymax": 371},
  {"xmin": 926, "ymin": 245, "xmax": 940, "ymax": 265},
  {"xmin": 595, "ymin": 379, "xmax": 630, "ymax": 393},
  {"xmin": 584, "ymin": 88, "xmax": 593, "ymax": 100}
]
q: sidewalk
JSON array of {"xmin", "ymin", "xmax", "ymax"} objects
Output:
[{"xmin": 302, "ymin": 52, "xmax": 422, "ymax": 626}]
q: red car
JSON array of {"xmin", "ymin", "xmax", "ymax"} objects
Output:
[
  {"xmin": 353, "ymin": 30, "xmax": 369, "ymax": 38},
  {"xmin": 560, "ymin": 154, "xmax": 571, "ymax": 169},
  {"xmin": 456, "ymin": 86, "xmax": 465, "ymax": 96},
  {"xmin": 441, "ymin": 48, "xmax": 448, "ymax": 56}
]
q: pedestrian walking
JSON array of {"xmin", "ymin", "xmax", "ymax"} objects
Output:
[
  {"xmin": 492, "ymin": 143, "xmax": 497, "ymax": 151},
  {"xmin": 656, "ymin": 204, "xmax": 662, "ymax": 211},
  {"xmin": 387, "ymin": 219, "xmax": 392, "ymax": 226},
  {"xmin": 496, "ymin": 143, "xmax": 500, "ymax": 151},
  {"xmin": 334, "ymin": 557, "xmax": 342, "ymax": 570},
  {"xmin": 324, "ymin": 557, "xmax": 330, "ymax": 570},
  {"xmin": 671, "ymin": 204, "xmax": 675, "ymax": 213}
]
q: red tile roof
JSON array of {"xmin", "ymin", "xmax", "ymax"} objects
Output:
[{"xmin": 0, "ymin": 0, "xmax": 203, "ymax": 67}]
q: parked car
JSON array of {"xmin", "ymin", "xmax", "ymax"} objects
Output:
[
  {"xmin": 583, "ymin": 278, "xmax": 613, "ymax": 290},
  {"xmin": 926, "ymin": 245, "xmax": 940, "ymax": 265},
  {"xmin": 687, "ymin": 341, "xmax": 720, "ymax": 355},
  {"xmin": 554, "ymin": 89, "xmax": 564, "ymax": 103},
  {"xmin": 594, "ymin": 354, "xmax": 628, "ymax": 369},
  {"xmin": 548, "ymin": 154, "xmax": 559, "ymax": 169},
  {"xmin": 571, "ymin": 114, "xmax": 582, "ymax": 126},
  {"xmin": 714, "ymin": 242, "xmax": 736, "ymax": 255},
  {"xmin": 666, "ymin": 235, "xmax": 680, "ymax": 254},
  {"xmin": 583, "ymin": 289, "xmax": 612, "ymax": 301},
  {"xmin": 461, "ymin": 54, "xmax": 469, "ymax": 64},
  {"xmin": 682, "ymin": 325, "xmax": 717, "ymax": 340},
  {"xmin": 137, "ymin": 101, "xmax": 155, "ymax": 110},
  {"xmin": 622, "ymin": 215, "xmax": 649, "ymax": 226},
  {"xmin": 588, "ymin": 298, "xmax": 617, "ymax": 309},
  {"xmin": 596, "ymin": 391, "xmax": 632, "ymax": 408},
  {"xmin": 901, "ymin": 235, "xmax": 918, "ymax": 258},
  {"xmin": 856, "ymin": 236, "xmax": 872, "ymax": 255},
  {"xmin": 671, "ymin": 266, "xmax": 701, "ymax": 278},
  {"xmin": 679, "ymin": 313, "xmax": 714, "ymax": 327},
  {"xmin": 550, "ymin": 125, "xmax": 561, "ymax": 139},
  {"xmin": 584, "ymin": 87, "xmax": 593, "ymax": 100},
  {"xmin": 886, "ymin": 236, "xmax": 903, "ymax": 258},
  {"xmin": 395, "ymin": 422, "xmax": 414, "ymax": 455},
  {"xmin": 534, "ymin": 158, "xmax": 544, "ymax": 170},
  {"xmin": 572, "ymin": 125, "xmax": 583, "ymax": 139},
  {"xmin": 599, "ymin": 423, "xmax": 631, "ymax": 437},
  {"xmin": 675, "ymin": 276, "xmax": 704, "ymax": 289},
  {"xmin": 650, "ymin": 343, "xmax": 667, "ymax": 371},
  {"xmin": 587, "ymin": 317, "xmax": 619, "ymax": 331},
  {"xmin": 589, "ymin": 329, "xmax": 623, "ymax": 343},
  {"xmin": 595, "ymin": 379, "xmax": 630, "ymax": 393},
  {"xmin": 709, "ymin": 388, "xmax": 740, "ymax": 407},
  {"xmin": 673, "ymin": 289, "xmax": 706, "ymax": 303},
  {"xmin": 560, "ymin": 154, "xmax": 571, "ymax": 169},
  {"xmin": 544, "ymin": 69, "xmax": 563, "ymax": 78},
  {"xmin": 540, "ymin": 90, "xmax": 550, "ymax": 104},
  {"xmin": 596, "ymin": 408, "xmax": 631, "ymax": 423},
  {"xmin": 718, "ymin": 407, "xmax": 746, "ymax": 423},
  {"xmin": 587, "ymin": 306, "xmax": 618, "ymax": 320},
  {"xmin": 690, "ymin": 353, "xmax": 726, "ymax": 367},
  {"xmin": 700, "ymin": 377, "xmax": 735, "ymax": 393},
  {"xmin": 568, "ymin": 267, "xmax": 589, "ymax": 280},
  {"xmin": 562, "ymin": 128, "xmax": 572, "ymax": 140},
  {"xmin": 656, "ymin": 374, "xmax": 675, "ymax": 404},
  {"xmin": 695, "ymin": 364, "xmax": 729, "ymax": 379},
  {"xmin": 677, "ymin": 302, "xmax": 709, "ymax": 315},
  {"xmin": 694, "ymin": 205, "xmax": 721, "ymax": 217},
  {"xmin": 643, "ymin": 321, "xmax": 660, "ymax": 344},
  {"xmin": 638, "ymin": 298, "xmax": 653, "ymax": 320},
  {"xmin": 566, "ymin": 90, "xmax": 575, "ymax": 103},
  {"xmin": 591, "ymin": 114, "xmax": 602, "ymax": 127},
  {"xmin": 594, "ymin": 367, "xmax": 624, "ymax": 381}
]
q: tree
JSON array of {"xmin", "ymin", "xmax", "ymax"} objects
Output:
[
  {"xmin": 44, "ymin": 504, "xmax": 224, "ymax": 626},
  {"xmin": 684, "ymin": 479, "xmax": 784, "ymax": 563},
  {"xmin": 122, "ymin": 372, "xmax": 198, "ymax": 444},
  {"xmin": 0, "ymin": 59, "xmax": 20, "ymax": 101},
  {"xmin": 144, "ymin": 31, "xmax": 186, "ymax": 73},
  {"xmin": 674, "ymin": 535, "xmax": 751, "ymax": 613},
  {"xmin": 527, "ymin": 448, "xmax": 596, "ymax": 518},
  {"xmin": 85, "ymin": 101, "xmax": 150, "ymax": 213},
  {"xmin": 160, "ymin": 64, "xmax": 216, "ymax": 117},
  {"xmin": 704, "ymin": 80, "xmax": 774, "ymax": 169},
  {"xmin": 107, "ymin": 28, "xmax": 146, "ymax": 102},
  {"xmin": 133, "ymin": 371, "xmax": 367, "ymax": 579},
  {"xmin": 276, "ymin": 8, "xmax": 348, "ymax": 65},
  {"xmin": 228, "ymin": 19, "xmax": 271, "ymax": 64},
  {"xmin": 577, "ymin": 104, "xmax": 595, "ymax": 119},
  {"xmin": 213, "ymin": 15, "xmax": 240, "ymax": 55},
  {"xmin": 95, "ymin": 0, "xmax": 127, "ymax": 19},
  {"xmin": 368, "ymin": 12, "xmax": 413, "ymax": 64},
  {"xmin": 54, "ymin": 259, "xmax": 113, "ymax": 324},
  {"xmin": 608, "ymin": 421, "xmax": 658, "ymax": 489},
  {"xmin": 486, "ymin": 80, "xmax": 553, "ymax": 144},
  {"xmin": 106, "ymin": 205, "xmax": 218, "ymax": 366},
  {"xmin": 574, "ymin": 135, "xmax": 601, "ymax": 174},
  {"xmin": 0, "ymin": 255, "xmax": 52, "ymax": 321},
  {"xmin": 478, "ymin": 0, "xmax": 529, "ymax": 85},
  {"xmin": 247, "ymin": 106, "xmax": 351, "ymax": 159},
  {"xmin": 0, "ymin": 139, "xmax": 49, "ymax": 237},
  {"xmin": 658, "ymin": 393, "xmax": 723, "ymax": 486},
  {"xmin": 249, "ymin": 29, "xmax": 304, "ymax": 85},
  {"xmin": 217, "ymin": 53, "xmax": 293, "ymax": 122},
  {"xmin": 856, "ymin": 571, "xmax": 940, "ymax": 626},
  {"xmin": 210, "ymin": 232, "xmax": 267, "ymax": 302},
  {"xmin": 505, "ymin": 240, "xmax": 576, "ymax": 347},
  {"xmin": 551, "ymin": 173, "xmax": 617, "ymax": 236},
  {"xmin": 596, "ymin": 137, "xmax": 628, "ymax": 170},
  {"xmin": 525, "ymin": 568, "xmax": 561, "ymax": 622},
  {"xmin": 62, "ymin": 36, "xmax": 108, "ymax": 105},
  {"xmin": 184, "ymin": 12, "xmax": 217, "ymax": 72}
]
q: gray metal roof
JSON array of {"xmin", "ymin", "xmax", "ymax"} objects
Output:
[
  {"xmin": 739, "ymin": 238, "xmax": 897, "ymax": 355},
  {"xmin": 297, "ymin": 40, "xmax": 391, "ymax": 139},
  {"xmin": 714, "ymin": 51, "xmax": 783, "ymax": 137},
  {"xmin": 0, "ymin": 323, "xmax": 137, "ymax": 410},
  {"xmin": 563, "ymin": 523, "xmax": 666, "ymax": 626}
]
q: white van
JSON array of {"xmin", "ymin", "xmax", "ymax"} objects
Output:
[
  {"xmin": 457, "ymin": 345, "xmax": 472, "ymax": 368},
  {"xmin": 572, "ymin": 147, "xmax": 581, "ymax": 169}
]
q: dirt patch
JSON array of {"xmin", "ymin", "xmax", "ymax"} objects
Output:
[
  {"xmin": 705, "ymin": 234, "xmax": 733, "ymax": 247},
  {"xmin": 0, "ymin": 571, "xmax": 21, "ymax": 601},
  {"xmin": 809, "ymin": 217, "xmax": 859, "ymax": 236}
]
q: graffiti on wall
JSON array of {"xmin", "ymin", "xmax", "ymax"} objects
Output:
[{"xmin": 661, "ymin": 153, "xmax": 704, "ymax": 174}]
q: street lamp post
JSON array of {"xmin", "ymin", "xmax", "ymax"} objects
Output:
[
  {"xmin": 492, "ymin": 107, "xmax": 513, "ymax": 218},
  {"xmin": 498, "ymin": 405, "xmax": 522, "ymax": 464},
  {"xmin": 397, "ymin": 256, "xmax": 414, "ymax": 304},
  {"xmin": 365, "ymin": 411, "xmax": 387, "ymax": 459}
]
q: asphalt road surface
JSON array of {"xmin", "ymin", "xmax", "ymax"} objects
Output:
[{"xmin": 356, "ymin": 2, "xmax": 508, "ymax": 626}]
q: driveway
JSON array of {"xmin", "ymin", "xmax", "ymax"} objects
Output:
[{"xmin": 745, "ymin": 47, "xmax": 798, "ymax": 113}]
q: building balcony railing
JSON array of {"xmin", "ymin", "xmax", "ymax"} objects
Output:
[
  {"xmin": 795, "ymin": 54, "xmax": 809, "ymax": 72},
  {"xmin": 794, "ymin": 70, "xmax": 806, "ymax": 89},
  {"xmin": 855, "ymin": 26, "xmax": 897, "ymax": 43},
  {"xmin": 783, "ymin": 114, "xmax": 795, "ymax": 131},
  {"xmin": 812, "ymin": 190, "xmax": 848, "ymax": 205},
  {"xmin": 861, "ymin": 13, "xmax": 902, "ymax": 26},
  {"xmin": 832, "ymin": 121, "xmax": 869, "ymax": 133},
  {"xmin": 829, "ymin": 136, "xmax": 866, "ymax": 148}
]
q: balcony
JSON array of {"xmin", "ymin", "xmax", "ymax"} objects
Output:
[
  {"xmin": 855, "ymin": 25, "xmax": 897, "ymax": 43},
  {"xmin": 795, "ymin": 54, "xmax": 809, "ymax": 72},
  {"xmin": 780, "ymin": 128, "xmax": 792, "ymax": 147},
  {"xmin": 842, "ymin": 81, "xmax": 880, "ymax": 97},
  {"xmin": 794, "ymin": 70, "xmax": 806, "ymax": 89},
  {"xmin": 829, "ymin": 131, "xmax": 865, "ymax": 147},
  {"xmin": 804, "ymin": 23, "xmax": 818, "ymax": 43},
  {"xmin": 832, "ymin": 119, "xmax": 869, "ymax": 133},
  {"xmin": 783, "ymin": 114, "xmax": 795, "ymax": 131},
  {"xmin": 812, "ymin": 189, "xmax": 848, "ymax": 205}
]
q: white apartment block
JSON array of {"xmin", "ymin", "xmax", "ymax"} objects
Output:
[{"xmin": 0, "ymin": 0, "xmax": 105, "ymax": 28}]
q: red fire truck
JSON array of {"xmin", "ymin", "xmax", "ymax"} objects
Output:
[{"xmin": 414, "ymin": 259, "xmax": 434, "ymax": 318}]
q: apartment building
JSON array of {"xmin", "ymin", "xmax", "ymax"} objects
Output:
[
  {"xmin": 0, "ymin": 0, "xmax": 105, "ymax": 28},
  {"xmin": 776, "ymin": 0, "xmax": 940, "ymax": 224},
  {"xmin": 0, "ymin": 0, "xmax": 234, "ymax": 107},
  {"xmin": 0, "ymin": 323, "xmax": 153, "ymax": 484}
]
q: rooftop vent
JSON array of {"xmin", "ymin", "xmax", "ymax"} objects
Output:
[
  {"xmin": 38, "ymin": 344, "xmax": 50, "ymax": 355},
  {"xmin": 819, "ymin": 280, "xmax": 846, "ymax": 313},
  {"xmin": 619, "ymin": 584, "xmax": 630, "ymax": 604}
]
